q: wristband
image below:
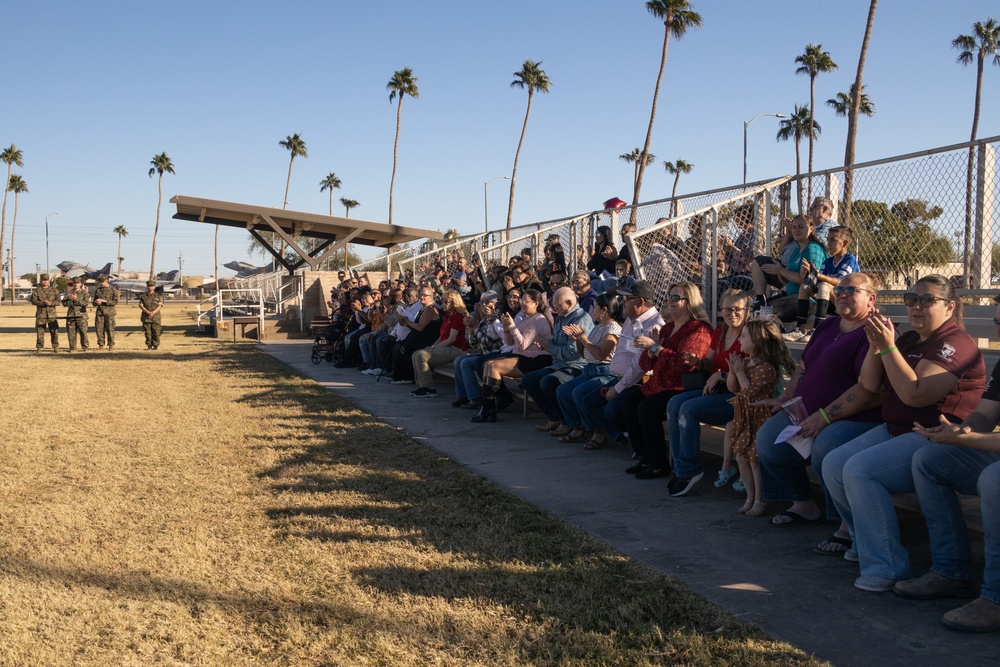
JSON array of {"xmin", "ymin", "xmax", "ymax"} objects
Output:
[
  {"xmin": 819, "ymin": 408, "xmax": 832, "ymax": 425},
  {"xmin": 879, "ymin": 345, "xmax": 898, "ymax": 357}
]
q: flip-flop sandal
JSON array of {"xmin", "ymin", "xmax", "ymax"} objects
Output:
[
  {"xmin": 583, "ymin": 437, "xmax": 606, "ymax": 450},
  {"xmin": 813, "ymin": 535, "xmax": 852, "ymax": 555},
  {"xmin": 768, "ymin": 511, "xmax": 823, "ymax": 527},
  {"xmin": 559, "ymin": 431, "xmax": 587, "ymax": 443}
]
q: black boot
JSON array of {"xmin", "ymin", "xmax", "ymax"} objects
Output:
[
  {"xmin": 472, "ymin": 380, "xmax": 499, "ymax": 423},
  {"xmin": 495, "ymin": 382, "xmax": 514, "ymax": 412}
]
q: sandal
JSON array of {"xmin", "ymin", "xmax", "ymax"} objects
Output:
[
  {"xmin": 745, "ymin": 501, "xmax": 769, "ymax": 518},
  {"xmin": 737, "ymin": 500, "xmax": 753, "ymax": 515},
  {"xmin": 813, "ymin": 535, "xmax": 852, "ymax": 556},
  {"xmin": 714, "ymin": 467, "xmax": 739, "ymax": 488},
  {"xmin": 559, "ymin": 429, "xmax": 587, "ymax": 443},
  {"xmin": 732, "ymin": 477, "xmax": 745, "ymax": 492},
  {"xmin": 583, "ymin": 434, "xmax": 607, "ymax": 450}
]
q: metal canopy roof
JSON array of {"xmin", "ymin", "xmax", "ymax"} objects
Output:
[{"xmin": 170, "ymin": 195, "xmax": 442, "ymax": 272}]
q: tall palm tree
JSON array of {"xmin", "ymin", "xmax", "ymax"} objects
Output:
[
  {"xmin": 842, "ymin": 0, "xmax": 878, "ymax": 226},
  {"xmin": 954, "ymin": 18, "xmax": 1000, "ymax": 286},
  {"xmin": 795, "ymin": 44, "xmax": 838, "ymax": 201},
  {"xmin": 0, "ymin": 144, "xmax": 23, "ymax": 301},
  {"xmin": 278, "ymin": 134, "xmax": 308, "ymax": 264},
  {"xmin": 826, "ymin": 84, "xmax": 876, "ymax": 117},
  {"xmin": 319, "ymin": 172, "xmax": 342, "ymax": 215},
  {"xmin": 7, "ymin": 174, "xmax": 27, "ymax": 300},
  {"xmin": 340, "ymin": 198, "xmax": 360, "ymax": 218},
  {"xmin": 387, "ymin": 67, "xmax": 419, "ymax": 226},
  {"xmin": 620, "ymin": 148, "xmax": 657, "ymax": 193},
  {"xmin": 777, "ymin": 105, "xmax": 820, "ymax": 213},
  {"xmin": 634, "ymin": 0, "xmax": 702, "ymax": 217},
  {"xmin": 113, "ymin": 225, "xmax": 128, "ymax": 276},
  {"xmin": 148, "ymin": 152, "xmax": 175, "ymax": 280},
  {"xmin": 663, "ymin": 159, "xmax": 694, "ymax": 217},
  {"xmin": 506, "ymin": 59, "xmax": 551, "ymax": 233}
]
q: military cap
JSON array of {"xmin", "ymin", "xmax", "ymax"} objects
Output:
[
  {"xmin": 40, "ymin": 273, "xmax": 51, "ymax": 281},
  {"xmin": 146, "ymin": 280, "xmax": 157, "ymax": 287}
]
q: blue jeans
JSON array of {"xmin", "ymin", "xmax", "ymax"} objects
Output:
[
  {"xmin": 823, "ymin": 426, "xmax": 934, "ymax": 581},
  {"xmin": 580, "ymin": 383, "xmax": 630, "ymax": 440},
  {"xmin": 912, "ymin": 447, "xmax": 1000, "ymax": 603},
  {"xmin": 367, "ymin": 332, "xmax": 391, "ymax": 370},
  {"xmin": 522, "ymin": 366, "xmax": 578, "ymax": 421},
  {"xmin": 666, "ymin": 390, "xmax": 735, "ymax": 479},
  {"xmin": 555, "ymin": 365, "xmax": 616, "ymax": 429},
  {"xmin": 757, "ymin": 413, "xmax": 879, "ymax": 519},
  {"xmin": 453, "ymin": 351, "xmax": 501, "ymax": 400}
]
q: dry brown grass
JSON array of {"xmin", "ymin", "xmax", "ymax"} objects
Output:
[{"xmin": 0, "ymin": 303, "xmax": 826, "ymax": 666}]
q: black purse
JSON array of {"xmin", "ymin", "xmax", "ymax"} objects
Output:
[{"xmin": 681, "ymin": 369, "xmax": 711, "ymax": 392}]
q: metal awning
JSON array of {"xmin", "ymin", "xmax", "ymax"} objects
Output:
[{"xmin": 170, "ymin": 195, "xmax": 442, "ymax": 273}]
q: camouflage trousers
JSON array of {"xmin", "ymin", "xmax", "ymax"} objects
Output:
[
  {"xmin": 95, "ymin": 310, "xmax": 116, "ymax": 348},
  {"xmin": 36, "ymin": 320, "xmax": 60, "ymax": 350},
  {"xmin": 143, "ymin": 319, "xmax": 162, "ymax": 349},
  {"xmin": 67, "ymin": 316, "xmax": 90, "ymax": 350}
]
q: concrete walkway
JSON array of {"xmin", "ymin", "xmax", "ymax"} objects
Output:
[{"xmin": 263, "ymin": 340, "xmax": 994, "ymax": 667}]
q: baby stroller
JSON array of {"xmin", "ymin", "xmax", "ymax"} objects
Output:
[{"xmin": 310, "ymin": 319, "xmax": 346, "ymax": 365}]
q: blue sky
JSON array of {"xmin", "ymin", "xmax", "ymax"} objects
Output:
[{"xmin": 3, "ymin": 0, "xmax": 998, "ymax": 279}]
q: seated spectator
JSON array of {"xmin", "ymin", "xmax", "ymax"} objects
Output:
[
  {"xmin": 605, "ymin": 259, "xmax": 636, "ymax": 296},
  {"xmin": 579, "ymin": 280, "xmax": 665, "ymax": 448},
  {"xmin": 504, "ymin": 260, "xmax": 544, "ymax": 296},
  {"xmin": 570, "ymin": 270, "xmax": 598, "ymax": 316},
  {"xmin": 619, "ymin": 281, "xmax": 713, "ymax": 483},
  {"xmin": 784, "ymin": 225, "xmax": 860, "ymax": 342},
  {"xmin": 452, "ymin": 291, "xmax": 508, "ymax": 408},
  {"xmin": 546, "ymin": 272, "xmax": 567, "ymax": 302},
  {"xmin": 472, "ymin": 289, "xmax": 553, "ymax": 423},
  {"xmin": 388, "ymin": 287, "xmax": 442, "ymax": 385},
  {"xmin": 370, "ymin": 287, "xmax": 421, "ymax": 377},
  {"xmin": 749, "ymin": 215, "xmax": 827, "ymax": 326},
  {"xmin": 522, "ymin": 286, "xmax": 594, "ymax": 433},
  {"xmin": 718, "ymin": 202, "xmax": 757, "ymax": 293},
  {"xmin": 665, "ymin": 289, "xmax": 750, "ymax": 496},
  {"xmin": 337, "ymin": 289, "xmax": 374, "ymax": 368},
  {"xmin": 824, "ymin": 274, "xmax": 985, "ymax": 592},
  {"xmin": 587, "ymin": 225, "xmax": 618, "ymax": 279},
  {"xmin": 410, "ymin": 289, "xmax": 469, "ymax": 398},
  {"xmin": 361, "ymin": 288, "xmax": 404, "ymax": 375},
  {"xmin": 617, "ymin": 222, "xmax": 637, "ymax": 274},
  {"xmin": 554, "ymin": 293, "xmax": 624, "ymax": 444}
]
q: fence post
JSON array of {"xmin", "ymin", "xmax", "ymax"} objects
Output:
[
  {"xmin": 708, "ymin": 207, "xmax": 720, "ymax": 324},
  {"xmin": 825, "ymin": 172, "xmax": 841, "ymax": 223},
  {"xmin": 972, "ymin": 142, "xmax": 996, "ymax": 292}
]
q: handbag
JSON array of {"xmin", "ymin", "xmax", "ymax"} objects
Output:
[{"xmin": 682, "ymin": 369, "xmax": 711, "ymax": 392}]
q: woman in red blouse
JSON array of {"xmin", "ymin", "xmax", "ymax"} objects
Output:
[{"xmin": 618, "ymin": 282, "xmax": 713, "ymax": 480}]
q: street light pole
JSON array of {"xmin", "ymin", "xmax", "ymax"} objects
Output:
[
  {"xmin": 483, "ymin": 176, "xmax": 511, "ymax": 234},
  {"xmin": 743, "ymin": 113, "xmax": 786, "ymax": 187},
  {"xmin": 45, "ymin": 212, "xmax": 59, "ymax": 276}
]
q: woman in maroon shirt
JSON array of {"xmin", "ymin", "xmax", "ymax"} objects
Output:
[
  {"xmin": 617, "ymin": 282, "xmax": 712, "ymax": 481},
  {"xmin": 823, "ymin": 274, "xmax": 985, "ymax": 592}
]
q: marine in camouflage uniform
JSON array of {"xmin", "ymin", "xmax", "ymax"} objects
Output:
[
  {"xmin": 92, "ymin": 274, "xmax": 119, "ymax": 350},
  {"xmin": 30, "ymin": 273, "xmax": 61, "ymax": 352},
  {"xmin": 63, "ymin": 277, "xmax": 91, "ymax": 352},
  {"xmin": 139, "ymin": 281, "xmax": 164, "ymax": 350}
]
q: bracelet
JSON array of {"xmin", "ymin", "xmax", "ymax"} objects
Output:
[
  {"xmin": 819, "ymin": 408, "xmax": 832, "ymax": 425},
  {"xmin": 879, "ymin": 345, "xmax": 898, "ymax": 357},
  {"xmin": 782, "ymin": 391, "xmax": 791, "ymax": 401}
]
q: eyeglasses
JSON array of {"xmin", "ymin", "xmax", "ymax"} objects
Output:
[
  {"xmin": 419, "ymin": 293, "xmax": 434, "ymax": 298},
  {"xmin": 721, "ymin": 307, "xmax": 746, "ymax": 315},
  {"xmin": 833, "ymin": 286, "xmax": 869, "ymax": 297},
  {"xmin": 664, "ymin": 294, "xmax": 687, "ymax": 303},
  {"xmin": 902, "ymin": 292, "xmax": 950, "ymax": 308}
]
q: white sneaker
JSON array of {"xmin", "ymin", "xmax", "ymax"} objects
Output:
[
  {"xmin": 391, "ymin": 379, "xmax": 414, "ymax": 385},
  {"xmin": 782, "ymin": 329, "xmax": 810, "ymax": 342}
]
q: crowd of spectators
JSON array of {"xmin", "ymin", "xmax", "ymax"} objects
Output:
[{"xmin": 322, "ymin": 208, "xmax": 1000, "ymax": 633}]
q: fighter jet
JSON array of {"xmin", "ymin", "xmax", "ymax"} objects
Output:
[
  {"xmin": 223, "ymin": 260, "xmax": 273, "ymax": 278},
  {"xmin": 111, "ymin": 270, "xmax": 183, "ymax": 295},
  {"xmin": 56, "ymin": 261, "xmax": 114, "ymax": 281}
]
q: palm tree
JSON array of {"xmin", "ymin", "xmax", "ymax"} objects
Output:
[
  {"xmin": 663, "ymin": 159, "xmax": 694, "ymax": 217},
  {"xmin": 620, "ymin": 148, "xmax": 657, "ymax": 193},
  {"xmin": 827, "ymin": 84, "xmax": 876, "ymax": 117},
  {"xmin": 954, "ymin": 18, "xmax": 1000, "ymax": 286},
  {"xmin": 113, "ymin": 225, "xmax": 128, "ymax": 276},
  {"xmin": 634, "ymin": 1, "xmax": 703, "ymax": 217},
  {"xmin": 278, "ymin": 134, "xmax": 308, "ymax": 264},
  {"xmin": 506, "ymin": 59, "xmax": 552, "ymax": 233},
  {"xmin": 319, "ymin": 172, "xmax": 342, "ymax": 215},
  {"xmin": 795, "ymin": 44, "xmax": 838, "ymax": 202},
  {"xmin": 777, "ymin": 105, "xmax": 820, "ymax": 213},
  {"xmin": 0, "ymin": 144, "xmax": 23, "ymax": 301},
  {"xmin": 340, "ymin": 198, "xmax": 359, "ymax": 217},
  {"xmin": 842, "ymin": 0, "xmax": 878, "ymax": 227},
  {"xmin": 7, "ymin": 174, "xmax": 27, "ymax": 301},
  {"xmin": 148, "ymin": 152, "xmax": 175, "ymax": 280},
  {"xmin": 387, "ymin": 68, "xmax": 419, "ymax": 226}
]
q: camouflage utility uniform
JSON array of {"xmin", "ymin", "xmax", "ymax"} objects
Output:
[
  {"xmin": 31, "ymin": 278, "xmax": 61, "ymax": 352},
  {"xmin": 93, "ymin": 278, "xmax": 119, "ymax": 349},
  {"xmin": 63, "ymin": 282, "xmax": 90, "ymax": 351},
  {"xmin": 139, "ymin": 287, "xmax": 164, "ymax": 349}
]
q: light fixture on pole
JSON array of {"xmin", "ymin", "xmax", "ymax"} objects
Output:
[
  {"xmin": 483, "ymin": 176, "xmax": 511, "ymax": 234},
  {"xmin": 743, "ymin": 113, "xmax": 786, "ymax": 187},
  {"xmin": 45, "ymin": 212, "xmax": 59, "ymax": 276}
]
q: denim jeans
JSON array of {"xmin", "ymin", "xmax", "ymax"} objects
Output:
[
  {"xmin": 823, "ymin": 426, "xmax": 934, "ymax": 581},
  {"xmin": 359, "ymin": 331, "xmax": 376, "ymax": 365},
  {"xmin": 666, "ymin": 390, "xmax": 735, "ymax": 479},
  {"xmin": 522, "ymin": 366, "xmax": 579, "ymax": 421},
  {"xmin": 580, "ymin": 383, "xmax": 631, "ymax": 440},
  {"xmin": 912, "ymin": 447, "xmax": 1000, "ymax": 603},
  {"xmin": 453, "ymin": 351, "xmax": 501, "ymax": 400},
  {"xmin": 757, "ymin": 413, "xmax": 879, "ymax": 519},
  {"xmin": 555, "ymin": 365, "xmax": 616, "ymax": 429}
]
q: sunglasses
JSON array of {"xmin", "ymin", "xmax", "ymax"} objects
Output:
[
  {"xmin": 902, "ymin": 292, "xmax": 950, "ymax": 308},
  {"xmin": 664, "ymin": 294, "xmax": 687, "ymax": 303},
  {"xmin": 721, "ymin": 307, "xmax": 746, "ymax": 315},
  {"xmin": 833, "ymin": 286, "xmax": 868, "ymax": 297}
]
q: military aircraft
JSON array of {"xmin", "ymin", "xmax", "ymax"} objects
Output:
[
  {"xmin": 223, "ymin": 260, "xmax": 273, "ymax": 278},
  {"xmin": 56, "ymin": 261, "xmax": 114, "ymax": 280},
  {"xmin": 111, "ymin": 270, "xmax": 183, "ymax": 295}
]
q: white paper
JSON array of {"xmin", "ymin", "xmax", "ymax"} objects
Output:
[{"xmin": 775, "ymin": 425, "xmax": 814, "ymax": 459}]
